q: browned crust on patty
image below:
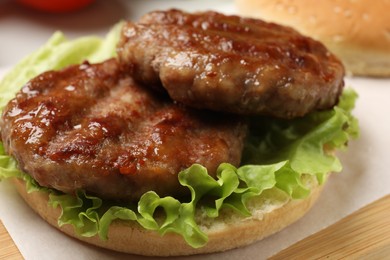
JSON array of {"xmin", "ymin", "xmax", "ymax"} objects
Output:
[
  {"xmin": 0, "ymin": 58, "xmax": 247, "ymax": 201},
  {"xmin": 117, "ymin": 9, "xmax": 345, "ymax": 118}
]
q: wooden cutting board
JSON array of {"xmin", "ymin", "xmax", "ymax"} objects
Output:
[
  {"xmin": 1, "ymin": 195, "xmax": 389, "ymax": 259},
  {"xmin": 0, "ymin": 221, "xmax": 21, "ymax": 259},
  {"xmin": 271, "ymin": 194, "xmax": 390, "ymax": 259}
]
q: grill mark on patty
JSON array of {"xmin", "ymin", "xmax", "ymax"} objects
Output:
[
  {"xmin": 0, "ymin": 58, "xmax": 247, "ymax": 201},
  {"xmin": 118, "ymin": 9, "xmax": 345, "ymax": 118}
]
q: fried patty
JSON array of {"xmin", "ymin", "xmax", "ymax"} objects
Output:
[
  {"xmin": 0, "ymin": 59, "xmax": 247, "ymax": 200},
  {"xmin": 117, "ymin": 9, "xmax": 345, "ymax": 118}
]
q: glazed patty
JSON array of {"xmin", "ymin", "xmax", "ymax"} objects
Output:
[
  {"xmin": 0, "ymin": 59, "xmax": 247, "ymax": 201},
  {"xmin": 117, "ymin": 9, "xmax": 345, "ymax": 118}
]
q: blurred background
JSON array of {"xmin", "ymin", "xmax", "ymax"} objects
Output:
[{"xmin": 0, "ymin": 0, "xmax": 234, "ymax": 67}]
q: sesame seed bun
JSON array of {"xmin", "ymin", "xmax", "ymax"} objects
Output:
[{"xmin": 236, "ymin": 0, "xmax": 390, "ymax": 77}]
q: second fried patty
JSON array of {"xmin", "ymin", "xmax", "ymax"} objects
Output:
[
  {"xmin": 117, "ymin": 9, "xmax": 345, "ymax": 119},
  {"xmin": 0, "ymin": 58, "xmax": 247, "ymax": 201}
]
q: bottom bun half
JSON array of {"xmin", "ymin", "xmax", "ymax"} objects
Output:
[{"xmin": 11, "ymin": 176, "xmax": 324, "ymax": 256}]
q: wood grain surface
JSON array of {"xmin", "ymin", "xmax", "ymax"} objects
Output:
[
  {"xmin": 1, "ymin": 195, "xmax": 389, "ymax": 259},
  {"xmin": 0, "ymin": 221, "xmax": 22, "ymax": 260},
  {"xmin": 271, "ymin": 194, "xmax": 390, "ymax": 259}
]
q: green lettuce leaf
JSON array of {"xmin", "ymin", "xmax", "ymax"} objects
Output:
[
  {"xmin": 0, "ymin": 26, "xmax": 359, "ymax": 248},
  {"xmin": 0, "ymin": 22, "xmax": 122, "ymax": 111}
]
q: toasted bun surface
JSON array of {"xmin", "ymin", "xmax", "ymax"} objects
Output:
[
  {"xmin": 11, "ymin": 176, "xmax": 323, "ymax": 256},
  {"xmin": 235, "ymin": 0, "xmax": 390, "ymax": 77}
]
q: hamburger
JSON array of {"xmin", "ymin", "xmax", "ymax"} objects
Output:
[{"xmin": 0, "ymin": 10, "xmax": 358, "ymax": 256}]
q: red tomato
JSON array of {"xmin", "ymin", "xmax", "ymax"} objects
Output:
[{"xmin": 17, "ymin": 0, "xmax": 95, "ymax": 13}]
